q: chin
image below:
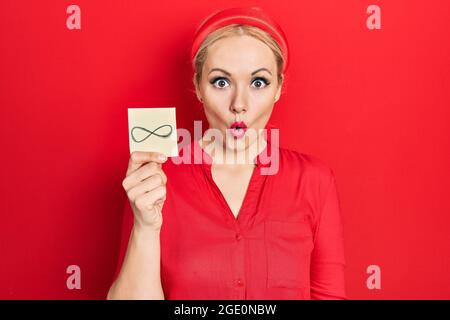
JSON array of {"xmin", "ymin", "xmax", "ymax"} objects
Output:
[
  {"xmin": 225, "ymin": 139, "xmax": 247, "ymax": 152},
  {"xmin": 224, "ymin": 132, "xmax": 252, "ymax": 152}
]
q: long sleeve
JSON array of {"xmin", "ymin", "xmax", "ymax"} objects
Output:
[{"xmin": 310, "ymin": 169, "xmax": 347, "ymax": 299}]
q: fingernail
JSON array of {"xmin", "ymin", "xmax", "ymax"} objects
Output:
[{"xmin": 159, "ymin": 154, "xmax": 167, "ymax": 161}]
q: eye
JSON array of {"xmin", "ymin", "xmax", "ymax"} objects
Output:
[
  {"xmin": 251, "ymin": 77, "xmax": 270, "ymax": 89},
  {"xmin": 210, "ymin": 77, "xmax": 230, "ymax": 89}
]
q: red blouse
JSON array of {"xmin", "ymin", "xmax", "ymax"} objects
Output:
[{"xmin": 113, "ymin": 137, "xmax": 347, "ymax": 300}]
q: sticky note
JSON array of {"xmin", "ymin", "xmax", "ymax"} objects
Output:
[{"xmin": 128, "ymin": 107, "xmax": 179, "ymax": 157}]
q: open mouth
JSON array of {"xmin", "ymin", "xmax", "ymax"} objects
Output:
[{"xmin": 229, "ymin": 121, "xmax": 248, "ymax": 139}]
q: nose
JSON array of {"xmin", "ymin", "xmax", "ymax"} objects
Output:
[{"xmin": 230, "ymin": 85, "xmax": 248, "ymax": 114}]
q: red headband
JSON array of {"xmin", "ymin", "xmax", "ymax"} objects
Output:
[{"xmin": 190, "ymin": 6, "xmax": 290, "ymax": 73}]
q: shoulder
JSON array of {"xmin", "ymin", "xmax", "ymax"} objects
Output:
[
  {"xmin": 276, "ymin": 146, "xmax": 336, "ymax": 198},
  {"xmin": 279, "ymin": 147, "xmax": 339, "ymax": 224},
  {"xmin": 279, "ymin": 146, "xmax": 334, "ymax": 181}
]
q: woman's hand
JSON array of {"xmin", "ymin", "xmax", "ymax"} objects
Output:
[{"xmin": 122, "ymin": 151, "xmax": 168, "ymax": 232}]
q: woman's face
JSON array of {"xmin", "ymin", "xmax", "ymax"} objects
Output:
[{"xmin": 195, "ymin": 35, "xmax": 283, "ymax": 153}]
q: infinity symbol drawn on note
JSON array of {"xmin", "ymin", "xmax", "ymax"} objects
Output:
[{"xmin": 130, "ymin": 124, "xmax": 173, "ymax": 143}]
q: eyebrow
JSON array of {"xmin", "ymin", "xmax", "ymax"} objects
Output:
[{"xmin": 208, "ymin": 67, "xmax": 272, "ymax": 76}]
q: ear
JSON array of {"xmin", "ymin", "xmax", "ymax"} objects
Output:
[
  {"xmin": 193, "ymin": 73, "xmax": 203, "ymax": 102},
  {"xmin": 274, "ymin": 74, "xmax": 284, "ymax": 103}
]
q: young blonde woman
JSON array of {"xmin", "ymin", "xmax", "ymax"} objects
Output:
[{"xmin": 107, "ymin": 6, "xmax": 347, "ymax": 300}]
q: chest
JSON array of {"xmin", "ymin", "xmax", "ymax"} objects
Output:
[{"xmin": 211, "ymin": 165, "xmax": 256, "ymax": 219}]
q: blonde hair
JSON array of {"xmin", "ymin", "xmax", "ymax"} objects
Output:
[{"xmin": 192, "ymin": 24, "xmax": 285, "ymax": 88}]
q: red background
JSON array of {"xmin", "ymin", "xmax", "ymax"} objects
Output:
[{"xmin": 1, "ymin": 0, "xmax": 449, "ymax": 299}]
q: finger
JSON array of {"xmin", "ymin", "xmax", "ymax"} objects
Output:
[
  {"xmin": 127, "ymin": 174, "xmax": 165, "ymax": 202},
  {"xmin": 135, "ymin": 186, "xmax": 167, "ymax": 211},
  {"xmin": 154, "ymin": 167, "xmax": 167, "ymax": 185},
  {"xmin": 126, "ymin": 151, "xmax": 167, "ymax": 176},
  {"xmin": 123, "ymin": 162, "xmax": 160, "ymax": 191}
]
